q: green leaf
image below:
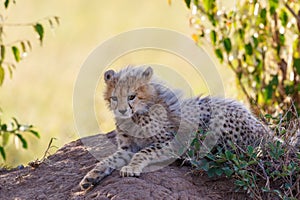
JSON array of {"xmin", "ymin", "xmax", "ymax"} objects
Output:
[
  {"xmin": 293, "ymin": 58, "xmax": 300, "ymax": 75},
  {"xmin": 207, "ymin": 13, "xmax": 217, "ymax": 26},
  {"xmin": 210, "ymin": 30, "xmax": 217, "ymax": 45},
  {"xmin": 279, "ymin": 34, "xmax": 285, "ymax": 45},
  {"xmin": 245, "ymin": 43, "xmax": 253, "ymax": 55},
  {"xmin": 247, "ymin": 146, "xmax": 254, "ymax": 155},
  {"xmin": 215, "ymin": 168, "xmax": 223, "ymax": 176},
  {"xmin": 238, "ymin": 29, "xmax": 245, "ymax": 40},
  {"xmin": 270, "ymin": 75, "xmax": 278, "ymax": 86},
  {"xmin": 34, "ymin": 23, "xmax": 44, "ymax": 45},
  {"xmin": 207, "ymin": 168, "xmax": 216, "ymax": 177},
  {"xmin": 190, "ymin": 160, "xmax": 199, "ymax": 167},
  {"xmin": 2, "ymin": 132, "xmax": 10, "ymax": 146},
  {"xmin": 270, "ymin": 6, "xmax": 276, "ymax": 15},
  {"xmin": 260, "ymin": 8, "xmax": 267, "ymax": 20},
  {"xmin": 16, "ymin": 134, "xmax": 28, "ymax": 149},
  {"xmin": 201, "ymin": 161, "xmax": 210, "ymax": 171},
  {"xmin": 215, "ymin": 48, "xmax": 223, "ymax": 62},
  {"xmin": 269, "ymin": 0, "xmax": 279, "ymax": 8},
  {"xmin": 237, "ymin": 70, "xmax": 242, "ymax": 80},
  {"xmin": 285, "ymin": 83, "xmax": 295, "ymax": 95},
  {"xmin": 223, "ymin": 38, "xmax": 232, "ymax": 53},
  {"xmin": 263, "ymin": 85, "xmax": 273, "ymax": 101},
  {"xmin": 258, "ymin": 8, "xmax": 267, "ymax": 26},
  {"xmin": 20, "ymin": 41, "xmax": 26, "ymax": 52},
  {"xmin": 248, "ymin": 160, "xmax": 258, "ymax": 165},
  {"xmin": 4, "ymin": 0, "xmax": 9, "ymax": 9},
  {"xmin": 12, "ymin": 46, "xmax": 21, "ymax": 62},
  {"xmin": 184, "ymin": 0, "xmax": 191, "ymax": 8},
  {"xmin": 0, "ymin": 65, "xmax": 4, "ymax": 86},
  {"xmin": 29, "ymin": 130, "xmax": 40, "ymax": 138},
  {"xmin": 252, "ymin": 36, "xmax": 258, "ymax": 48},
  {"xmin": 265, "ymin": 114, "xmax": 272, "ymax": 119},
  {"xmin": 225, "ymin": 150, "xmax": 233, "ymax": 160},
  {"xmin": 203, "ymin": 0, "xmax": 214, "ymax": 13},
  {"xmin": 191, "ymin": 137, "xmax": 200, "ymax": 150},
  {"xmin": 1, "ymin": 124, "xmax": 7, "ymax": 131},
  {"xmin": 187, "ymin": 149, "xmax": 194, "ymax": 157},
  {"xmin": 0, "ymin": 45, "xmax": 5, "ymax": 62},
  {"xmin": 0, "ymin": 146, "xmax": 6, "ymax": 160},
  {"xmin": 279, "ymin": 10, "xmax": 288, "ymax": 27},
  {"xmin": 223, "ymin": 167, "xmax": 234, "ymax": 177},
  {"xmin": 206, "ymin": 153, "xmax": 216, "ymax": 161},
  {"xmin": 235, "ymin": 180, "xmax": 246, "ymax": 187},
  {"xmin": 269, "ymin": 0, "xmax": 278, "ymax": 15}
]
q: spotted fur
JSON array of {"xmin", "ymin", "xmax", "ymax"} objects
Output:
[{"xmin": 80, "ymin": 66, "xmax": 268, "ymax": 190}]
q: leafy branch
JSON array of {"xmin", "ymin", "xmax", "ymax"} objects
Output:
[
  {"xmin": 0, "ymin": 117, "xmax": 40, "ymax": 160},
  {"xmin": 0, "ymin": 1, "xmax": 60, "ymax": 85},
  {"xmin": 0, "ymin": 0, "xmax": 59, "ymax": 163},
  {"xmin": 186, "ymin": 0, "xmax": 300, "ymax": 115}
]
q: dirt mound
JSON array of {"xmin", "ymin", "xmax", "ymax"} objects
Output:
[{"xmin": 0, "ymin": 131, "xmax": 248, "ymax": 200}]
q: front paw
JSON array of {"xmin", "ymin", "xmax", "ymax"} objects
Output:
[
  {"xmin": 80, "ymin": 166, "xmax": 112, "ymax": 190},
  {"xmin": 120, "ymin": 165, "xmax": 142, "ymax": 177}
]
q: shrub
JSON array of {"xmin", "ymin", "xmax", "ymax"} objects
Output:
[{"xmin": 185, "ymin": 0, "xmax": 300, "ymax": 115}]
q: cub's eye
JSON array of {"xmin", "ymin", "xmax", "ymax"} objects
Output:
[
  {"xmin": 128, "ymin": 94, "xmax": 136, "ymax": 101},
  {"xmin": 111, "ymin": 96, "xmax": 118, "ymax": 101}
]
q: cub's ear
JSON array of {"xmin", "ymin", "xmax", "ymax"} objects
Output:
[
  {"xmin": 141, "ymin": 66, "xmax": 153, "ymax": 82},
  {"xmin": 104, "ymin": 70, "xmax": 115, "ymax": 84}
]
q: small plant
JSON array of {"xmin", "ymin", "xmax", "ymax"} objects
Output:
[
  {"xmin": 28, "ymin": 137, "xmax": 57, "ymax": 168},
  {"xmin": 186, "ymin": 107, "xmax": 300, "ymax": 199},
  {"xmin": 0, "ymin": 117, "xmax": 40, "ymax": 161}
]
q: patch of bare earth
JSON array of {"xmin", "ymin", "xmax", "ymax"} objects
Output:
[{"xmin": 0, "ymin": 131, "xmax": 249, "ymax": 200}]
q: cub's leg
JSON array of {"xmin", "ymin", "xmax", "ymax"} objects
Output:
[
  {"xmin": 120, "ymin": 141, "xmax": 173, "ymax": 177},
  {"xmin": 80, "ymin": 149, "xmax": 133, "ymax": 190}
]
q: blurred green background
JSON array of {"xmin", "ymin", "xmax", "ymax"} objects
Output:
[{"xmin": 0, "ymin": 0, "xmax": 236, "ymax": 166}]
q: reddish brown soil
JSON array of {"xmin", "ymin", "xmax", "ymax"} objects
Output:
[{"xmin": 0, "ymin": 131, "xmax": 249, "ymax": 200}]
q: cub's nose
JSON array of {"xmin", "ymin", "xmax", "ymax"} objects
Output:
[{"xmin": 119, "ymin": 109, "xmax": 127, "ymax": 115}]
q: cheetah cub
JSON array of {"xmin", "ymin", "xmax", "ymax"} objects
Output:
[{"xmin": 80, "ymin": 66, "xmax": 268, "ymax": 190}]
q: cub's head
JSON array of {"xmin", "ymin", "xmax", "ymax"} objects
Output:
[{"xmin": 103, "ymin": 66, "xmax": 155, "ymax": 119}]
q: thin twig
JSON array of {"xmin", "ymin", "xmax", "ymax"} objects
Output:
[
  {"xmin": 259, "ymin": 160, "xmax": 270, "ymax": 187},
  {"xmin": 41, "ymin": 137, "xmax": 57, "ymax": 162},
  {"xmin": 228, "ymin": 59, "xmax": 253, "ymax": 104},
  {"xmin": 0, "ymin": 16, "xmax": 59, "ymax": 27},
  {"xmin": 1, "ymin": 39, "xmax": 30, "ymax": 47},
  {"xmin": 285, "ymin": 3, "xmax": 300, "ymax": 22},
  {"xmin": 1, "ymin": 22, "xmax": 33, "ymax": 27}
]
